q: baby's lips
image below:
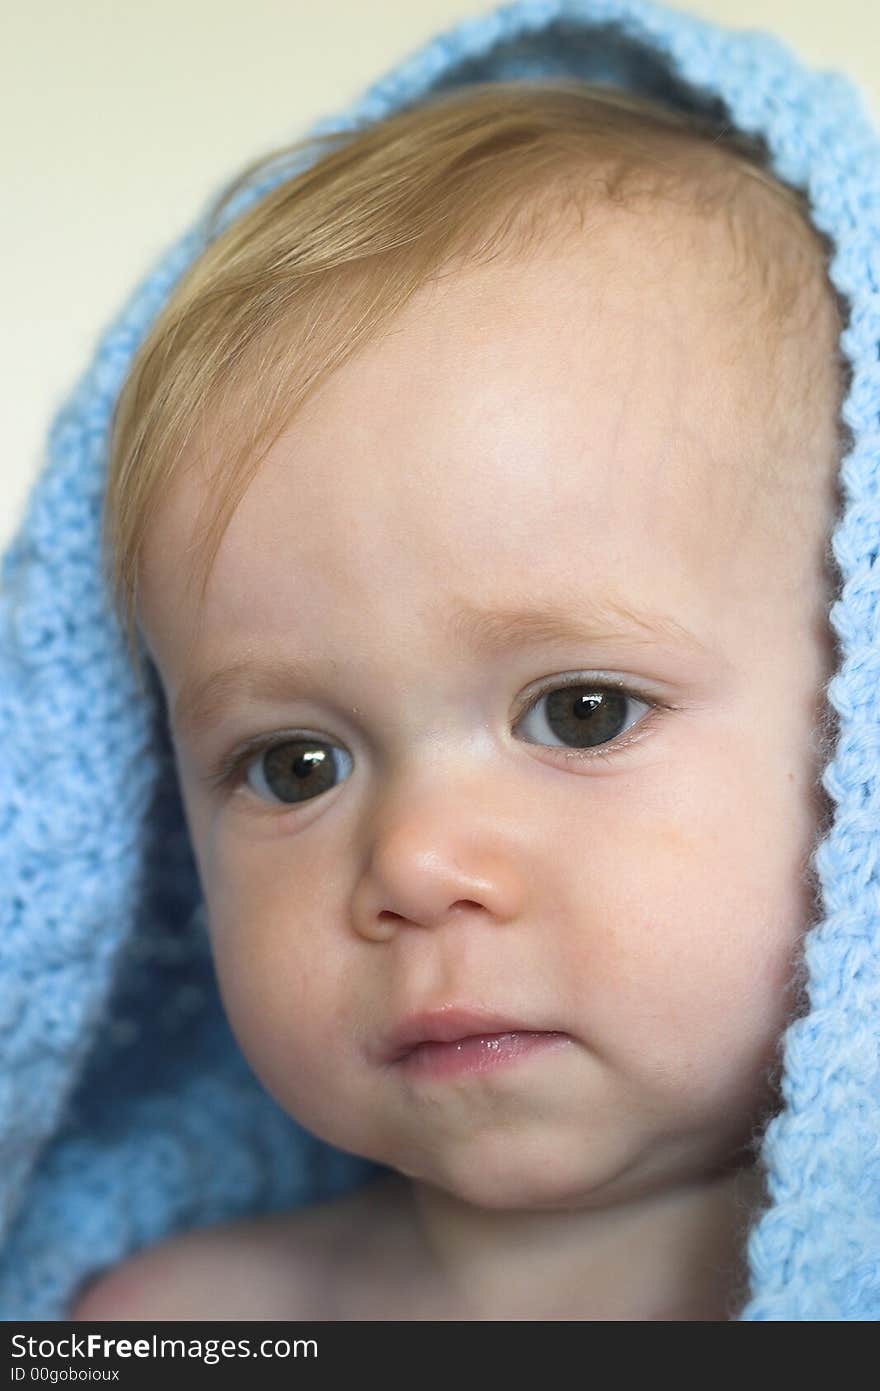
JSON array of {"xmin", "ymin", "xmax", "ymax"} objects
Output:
[{"xmin": 381, "ymin": 1004, "xmax": 563, "ymax": 1063}]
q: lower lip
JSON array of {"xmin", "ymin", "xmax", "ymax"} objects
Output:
[{"xmin": 395, "ymin": 1031, "xmax": 571, "ymax": 1080}]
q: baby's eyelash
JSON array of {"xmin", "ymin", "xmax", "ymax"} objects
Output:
[
  {"xmin": 204, "ymin": 733, "xmax": 297, "ymax": 794},
  {"xmin": 513, "ymin": 677, "xmax": 668, "ymax": 763},
  {"xmin": 202, "ymin": 679, "xmax": 673, "ymax": 798}
]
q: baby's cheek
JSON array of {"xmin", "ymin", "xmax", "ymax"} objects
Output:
[
  {"xmin": 587, "ymin": 814, "xmax": 802, "ymax": 1093},
  {"xmin": 204, "ymin": 902, "xmax": 346, "ymax": 1106}
]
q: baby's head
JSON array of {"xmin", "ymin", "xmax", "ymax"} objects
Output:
[{"xmin": 105, "ymin": 82, "xmax": 849, "ymax": 1214}]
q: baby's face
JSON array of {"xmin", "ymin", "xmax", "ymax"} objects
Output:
[{"xmin": 140, "ymin": 205, "xmax": 841, "ymax": 1211}]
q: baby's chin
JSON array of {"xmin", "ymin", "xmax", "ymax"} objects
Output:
[{"xmin": 377, "ymin": 1126, "xmax": 645, "ymax": 1213}]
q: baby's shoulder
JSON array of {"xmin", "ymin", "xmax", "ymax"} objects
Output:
[
  {"xmin": 70, "ymin": 1173, "xmax": 429, "ymax": 1322},
  {"xmin": 68, "ymin": 1204, "xmax": 343, "ymax": 1322}
]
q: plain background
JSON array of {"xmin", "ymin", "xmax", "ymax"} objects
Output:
[{"xmin": 4, "ymin": 0, "xmax": 879, "ymax": 560}]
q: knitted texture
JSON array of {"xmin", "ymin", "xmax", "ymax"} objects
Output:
[{"xmin": 1, "ymin": 0, "xmax": 878, "ymax": 1320}]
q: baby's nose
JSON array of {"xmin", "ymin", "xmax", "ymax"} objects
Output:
[{"xmin": 350, "ymin": 830, "xmax": 525, "ymax": 943}]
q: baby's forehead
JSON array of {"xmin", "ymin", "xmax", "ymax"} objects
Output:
[
  {"xmin": 390, "ymin": 197, "xmax": 838, "ymax": 458},
  {"xmin": 141, "ymin": 191, "xmax": 844, "ymax": 657},
  {"xmin": 583, "ymin": 194, "xmax": 845, "ymax": 481},
  {"xmin": 415, "ymin": 185, "xmax": 836, "ymax": 411}
]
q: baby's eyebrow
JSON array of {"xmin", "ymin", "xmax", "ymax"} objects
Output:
[
  {"xmin": 439, "ymin": 596, "xmax": 717, "ymax": 664},
  {"xmin": 172, "ymin": 594, "xmax": 721, "ymax": 739}
]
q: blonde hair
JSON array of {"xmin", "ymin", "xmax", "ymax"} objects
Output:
[{"xmin": 103, "ymin": 78, "xmax": 841, "ymax": 684}]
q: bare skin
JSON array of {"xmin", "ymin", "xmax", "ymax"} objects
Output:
[
  {"xmin": 72, "ymin": 1162, "xmax": 765, "ymax": 1321},
  {"xmin": 78, "ymin": 200, "xmax": 842, "ymax": 1326}
]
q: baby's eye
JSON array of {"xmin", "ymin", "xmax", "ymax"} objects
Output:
[
  {"xmin": 513, "ymin": 680, "xmax": 653, "ymax": 757},
  {"xmin": 241, "ymin": 734, "xmax": 355, "ymax": 812},
  {"xmin": 206, "ymin": 680, "xmax": 657, "ymax": 808},
  {"xmin": 224, "ymin": 737, "xmax": 355, "ymax": 807}
]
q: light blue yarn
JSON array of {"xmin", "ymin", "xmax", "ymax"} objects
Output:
[{"xmin": 2, "ymin": 0, "xmax": 878, "ymax": 1320}]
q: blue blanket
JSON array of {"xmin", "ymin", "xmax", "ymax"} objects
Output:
[{"xmin": 2, "ymin": 0, "xmax": 879, "ymax": 1319}]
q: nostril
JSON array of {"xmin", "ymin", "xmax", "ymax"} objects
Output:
[{"xmin": 371, "ymin": 901, "xmax": 483, "ymax": 934}]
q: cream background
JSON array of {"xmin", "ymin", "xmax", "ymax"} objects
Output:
[{"xmin": 3, "ymin": 0, "xmax": 879, "ymax": 559}]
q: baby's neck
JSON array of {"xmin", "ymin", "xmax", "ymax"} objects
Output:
[{"xmin": 385, "ymin": 1162, "xmax": 764, "ymax": 1321}]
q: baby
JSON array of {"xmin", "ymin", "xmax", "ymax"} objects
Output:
[{"xmin": 72, "ymin": 80, "xmax": 846, "ymax": 1321}]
